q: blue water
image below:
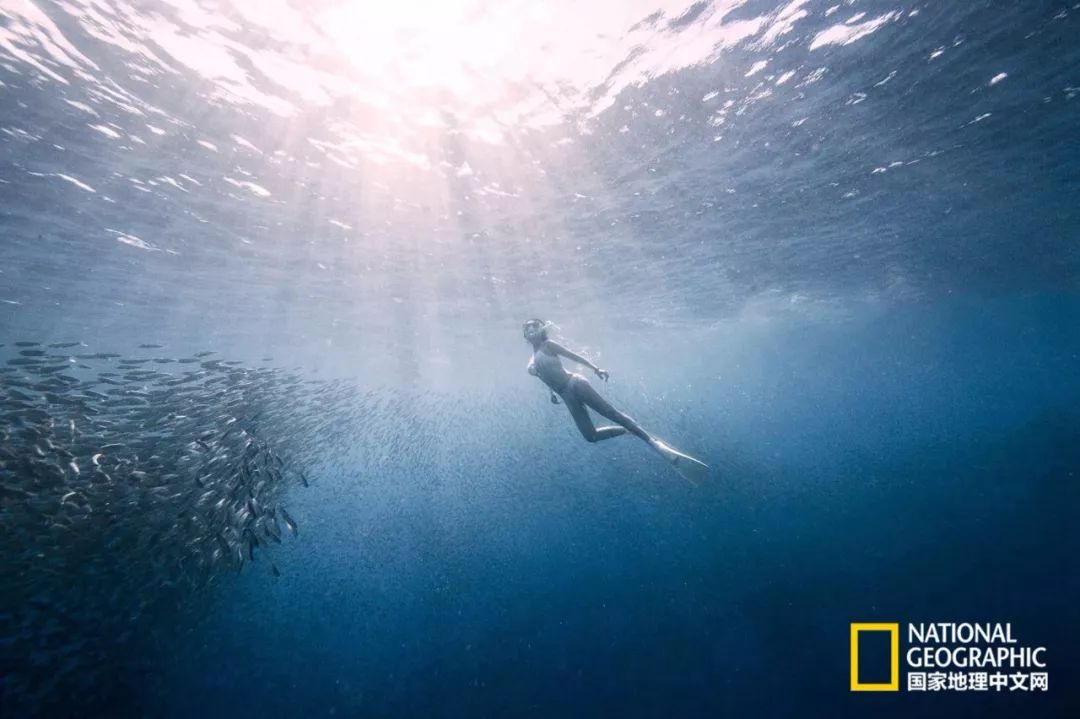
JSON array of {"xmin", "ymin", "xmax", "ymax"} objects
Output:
[{"xmin": 1, "ymin": 0, "xmax": 1078, "ymax": 716}]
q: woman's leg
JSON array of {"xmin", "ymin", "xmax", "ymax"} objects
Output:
[
  {"xmin": 575, "ymin": 380, "xmax": 654, "ymax": 444},
  {"xmin": 563, "ymin": 391, "xmax": 627, "ymax": 443}
]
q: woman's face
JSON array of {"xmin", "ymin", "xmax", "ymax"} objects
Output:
[{"xmin": 523, "ymin": 321, "xmax": 543, "ymax": 342}]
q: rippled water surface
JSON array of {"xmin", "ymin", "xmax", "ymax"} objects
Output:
[{"xmin": 1, "ymin": 0, "xmax": 1078, "ymax": 717}]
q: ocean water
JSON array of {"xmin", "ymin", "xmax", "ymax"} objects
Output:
[{"xmin": 1, "ymin": 0, "xmax": 1078, "ymax": 716}]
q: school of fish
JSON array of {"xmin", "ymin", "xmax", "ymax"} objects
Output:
[{"xmin": 0, "ymin": 341, "xmax": 359, "ymax": 716}]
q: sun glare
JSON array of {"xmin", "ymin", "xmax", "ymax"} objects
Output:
[{"xmin": 315, "ymin": 0, "xmax": 523, "ymax": 97}]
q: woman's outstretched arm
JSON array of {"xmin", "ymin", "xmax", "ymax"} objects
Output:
[{"xmin": 544, "ymin": 341, "xmax": 609, "ymax": 380}]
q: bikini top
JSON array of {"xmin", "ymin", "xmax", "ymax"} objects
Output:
[{"xmin": 528, "ymin": 347, "xmax": 562, "ymax": 375}]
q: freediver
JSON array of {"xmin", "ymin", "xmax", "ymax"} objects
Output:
[{"xmin": 522, "ymin": 318, "xmax": 708, "ymax": 480}]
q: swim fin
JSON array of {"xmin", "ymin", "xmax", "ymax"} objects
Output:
[{"xmin": 650, "ymin": 438, "xmax": 709, "ymax": 484}]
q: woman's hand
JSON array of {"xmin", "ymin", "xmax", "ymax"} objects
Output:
[
  {"xmin": 550, "ymin": 391, "xmax": 561, "ymax": 404},
  {"xmin": 595, "ymin": 368, "xmax": 610, "ymax": 382}
]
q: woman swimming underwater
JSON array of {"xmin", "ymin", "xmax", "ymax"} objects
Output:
[{"xmin": 523, "ymin": 319, "xmax": 708, "ymax": 481}]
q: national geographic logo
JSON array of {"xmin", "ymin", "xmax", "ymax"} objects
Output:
[
  {"xmin": 850, "ymin": 623, "xmax": 899, "ymax": 691},
  {"xmin": 850, "ymin": 622, "xmax": 1049, "ymax": 693}
]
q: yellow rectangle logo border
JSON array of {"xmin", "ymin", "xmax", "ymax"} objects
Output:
[{"xmin": 850, "ymin": 622, "xmax": 899, "ymax": 691}]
